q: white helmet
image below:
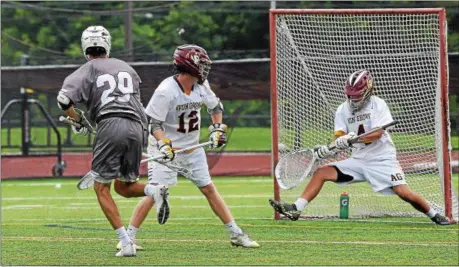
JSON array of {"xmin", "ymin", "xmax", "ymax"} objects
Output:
[{"xmin": 81, "ymin": 26, "xmax": 111, "ymax": 59}]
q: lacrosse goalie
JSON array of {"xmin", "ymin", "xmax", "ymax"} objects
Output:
[
  {"xmin": 270, "ymin": 70, "xmax": 451, "ymax": 225},
  {"xmin": 57, "ymin": 26, "xmax": 170, "ymax": 257},
  {"xmin": 117, "ymin": 44, "xmax": 259, "ymax": 250}
]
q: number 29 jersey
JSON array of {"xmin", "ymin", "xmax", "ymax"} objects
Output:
[
  {"xmin": 334, "ymin": 96, "xmax": 397, "ymax": 160},
  {"xmin": 145, "ymin": 76, "xmax": 220, "ymax": 148},
  {"xmin": 59, "ymin": 58, "xmax": 147, "ymax": 125}
]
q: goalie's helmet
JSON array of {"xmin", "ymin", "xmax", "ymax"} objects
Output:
[
  {"xmin": 81, "ymin": 26, "xmax": 111, "ymax": 60},
  {"xmin": 344, "ymin": 70, "xmax": 374, "ymax": 111},
  {"xmin": 173, "ymin": 44, "xmax": 212, "ymax": 85}
]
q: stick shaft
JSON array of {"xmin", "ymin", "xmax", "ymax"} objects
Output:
[
  {"xmin": 141, "ymin": 141, "xmax": 212, "ymax": 163},
  {"xmin": 329, "ymin": 120, "xmax": 397, "ymax": 150}
]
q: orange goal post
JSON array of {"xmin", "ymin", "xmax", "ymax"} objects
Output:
[{"xmin": 270, "ymin": 8, "xmax": 457, "ymax": 220}]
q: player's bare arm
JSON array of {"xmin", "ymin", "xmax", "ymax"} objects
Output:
[
  {"xmin": 57, "ymin": 89, "xmax": 93, "ymax": 136},
  {"xmin": 149, "ymin": 118, "xmax": 174, "ymax": 161},
  {"xmin": 211, "ymin": 111, "xmax": 223, "ymax": 124},
  {"xmin": 357, "ymin": 128, "xmax": 383, "ymax": 143}
]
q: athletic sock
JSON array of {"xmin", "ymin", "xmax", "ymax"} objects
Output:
[
  {"xmin": 127, "ymin": 225, "xmax": 138, "ymax": 240},
  {"xmin": 144, "ymin": 184, "xmax": 157, "ymax": 196},
  {"xmin": 294, "ymin": 198, "xmax": 309, "ymax": 211},
  {"xmin": 425, "ymin": 208, "xmax": 437, "ymax": 219},
  {"xmin": 115, "ymin": 226, "xmax": 131, "ymax": 246},
  {"xmin": 225, "ymin": 220, "xmax": 243, "ymax": 235}
]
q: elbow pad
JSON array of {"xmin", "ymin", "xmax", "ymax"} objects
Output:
[
  {"xmin": 207, "ymin": 101, "xmax": 224, "ymax": 115},
  {"xmin": 149, "ymin": 118, "xmax": 164, "ymax": 134},
  {"xmin": 57, "ymin": 92, "xmax": 74, "ymax": 110}
]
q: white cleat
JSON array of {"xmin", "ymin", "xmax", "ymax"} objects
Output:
[
  {"xmin": 230, "ymin": 232, "xmax": 260, "ymax": 248},
  {"xmin": 115, "ymin": 242, "xmax": 136, "ymax": 257},
  {"xmin": 117, "ymin": 240, "xmax": 144, "ymax": 251},
  {"xmin": 154, "ymin": 185, "xmax": 170, "ymax": 225}
]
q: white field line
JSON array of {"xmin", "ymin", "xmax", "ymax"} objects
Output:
[
  {"xmin": 2, "ymin": 217, "xmax": 271, "ymax": 222},
  {"xmin": 1, "ymin": 204, "xmax": 275, "ymax": 210},
  {"xmin": 2, "ymin": 236, "xmax": 457, "ymax": 247},
  {"xmin": 1, "ymin": 179, "xmax": 272, "ymax": 187},
  {"xmin": 1, "ymin": 193, "xmax": 344, "ymax": 201},
  {"xmin": 3, "ymin": 217, "xmax": 458, "ymax": 230},
  {"xmin": 1, "ymin": 195, "xmax": 268, "ymax": 201}
]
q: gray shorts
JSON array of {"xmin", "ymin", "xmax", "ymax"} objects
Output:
[{"xmin": 91, "ymin": 117, "xmax": 144, "ymax": 183}]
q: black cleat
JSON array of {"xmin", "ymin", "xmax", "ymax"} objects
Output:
[
  {"xmin": 431, "ymin": 214, "xmax": 451, "ymax": 225},
  {"xmin": 156, "ymin": 186, "xmax": 170, "ymax": 225},
  {"xmin": 269, "ymin": 199, "xmax": 301, "ymax": 221}
]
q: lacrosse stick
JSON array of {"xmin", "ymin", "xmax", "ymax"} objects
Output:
[
  {"xmin": 275, "ymin": 121, "xmax": 398, "ymax": 190},
  {"xmin": 76, "ymin": 159, "xmax": 194, "ymax": 190},
  {"xmin": 59, "ymin": 115, "xmax": 97, "ymax": 134},
  {"xmin": 59, "ymin": 116, "xmax": 207, "ymax": 189},
  {"xmin": 141, "ymin": 141, "xmax": 212, "ymax": 164}
]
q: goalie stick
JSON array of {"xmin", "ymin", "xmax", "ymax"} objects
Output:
[{"xmin": 275, "ymin": 121, "xmax": 398, "ymax": 190}]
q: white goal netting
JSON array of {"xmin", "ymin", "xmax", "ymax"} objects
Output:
[{"xmin": 273, "ymin": 10, "xmax": 458, "ymax": 220}]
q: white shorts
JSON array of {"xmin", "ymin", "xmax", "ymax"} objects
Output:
[
  {"xmin": 329, "ymin": 157, "xmax": 407, "ymax": 195},
  {"xmin": 147, "ymin": 147, "xmax": 211, "ymax": 188}
]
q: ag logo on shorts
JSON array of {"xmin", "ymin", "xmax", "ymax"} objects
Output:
[{"xmin": 391, "ymin": 173, "xmax": 404, "ymax": 181}]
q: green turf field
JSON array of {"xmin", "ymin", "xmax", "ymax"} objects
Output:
[
  {"xmin": 2, "ymin": 176, "xmax": 458, "ymax": 266},
  {"xmin": 2, "ymin": 127, "xmax": 459, "ymax": 152}
]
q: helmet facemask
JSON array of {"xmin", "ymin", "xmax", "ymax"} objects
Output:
[
  {"xmin": 345, "ymin": 70, "xmax": 374, "ymax": 112},
  {"xmin": 347, "ymin": 87, "xmax": 373, "ymax": 111},
  {"xmin": 198, "ymin": 61, "xmax": 211, "ymax": 85}
]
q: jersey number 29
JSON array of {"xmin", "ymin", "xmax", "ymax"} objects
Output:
[{"xmin": 98, "ymin": 72, "xmax": 134, "ymax": 107}]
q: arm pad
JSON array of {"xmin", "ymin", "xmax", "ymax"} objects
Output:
[
  {"xmin": 149, "ymin": 118, "xmax": 164, "ymax": 134},
  {"xmin": 57, "ymin": 92, "xmax": 74, "ymax": 110},
  {"xmin": 207, "ymin": 101, "xmax": 224, "ymax": 115}
]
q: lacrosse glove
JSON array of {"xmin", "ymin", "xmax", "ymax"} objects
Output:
[
  {"xmin": 314, "ymin": 145, "xmax": 334, "ymax": 159},
  {"xmin": 208, "ymin": 123, "xmax": 228, "ymax": 149},
  {"xmin": 335, "ymin": 132, "xmax": 356, "ymax": 150},
  {"xmin": 70, "ymin": 108, "xmax": 93, "ymax": 136},
  {"xmin": 157, "ymin": 138, "xmax": 175, "ymax": 162}
]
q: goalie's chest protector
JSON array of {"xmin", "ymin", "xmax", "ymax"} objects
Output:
[{"xmin": 162, "ymin": 79, "xmax": 205, "ymax": 148}]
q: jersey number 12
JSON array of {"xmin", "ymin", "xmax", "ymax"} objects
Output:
[
  {"xmin": 177, "ymin": 111, "xmax": 199, "ymax": 133},
  {"xmin": 98, "ymin": 72, "xmax": 134, "ymax": 107}
]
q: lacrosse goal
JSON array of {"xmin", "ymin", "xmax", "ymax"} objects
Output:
[{"xmin": 270, "ymin": 8, "xmax": 458, "ymax": 220}]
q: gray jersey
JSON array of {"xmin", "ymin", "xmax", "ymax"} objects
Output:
[{"xmin": 59, "ymin": 58, "xmax": 147, "ymax": 125}]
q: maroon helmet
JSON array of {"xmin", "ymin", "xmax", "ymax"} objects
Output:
[
  {"xmin": 173, "ymin": 44, "xmax": 212, "ymax": 84},
  {"xmin": 344, "ymin": 70, "xmax": 374, "ymax": 111}
]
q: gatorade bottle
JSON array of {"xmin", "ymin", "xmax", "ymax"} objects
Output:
[{"xmin": 339, "ymin": 192, "xmax": 349, "ymax": 219}]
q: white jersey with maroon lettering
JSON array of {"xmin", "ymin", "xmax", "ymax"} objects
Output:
[
  {"xmin": 334, "ymin": 96, "xmax": 396, "ymax": 160},
  {"xmin": 145, "ymin": 76, "xmax": 219, "ymax": 148}
]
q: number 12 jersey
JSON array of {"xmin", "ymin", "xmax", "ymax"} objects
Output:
[{"xmin": 145, "ymin": 76, "xmax": 220, "ymax": 148}]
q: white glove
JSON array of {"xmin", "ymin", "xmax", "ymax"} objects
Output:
[
  {"xmin": 70, "ymin": 108, "xmax": 93, "ymax": 136},
  {"xmin": 157, "ymin": 138, "xmax": 175, "ymax": 162},
  {"xmin": 71, "ymin": 123, "xmax": 89, "ymax": 136},
  {"xmin": 314, "ymin": 145, "xmax": 334, "ymax": 159},
  {"xmin": 335, "ymin": 132, "xmax": 357, "ymax": 150},
  {"xmin": 208, "ymin": 123, "xmax": 227, "ymax": 149}
]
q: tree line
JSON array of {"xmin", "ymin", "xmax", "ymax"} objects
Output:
[{"xmin": 2, "ymin": 1, "xmax": 458, "ymax": 66}]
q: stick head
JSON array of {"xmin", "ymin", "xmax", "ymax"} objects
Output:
[{"xmin": 275, "ymin": 148, "xmax": 317, "ymax": 190}]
